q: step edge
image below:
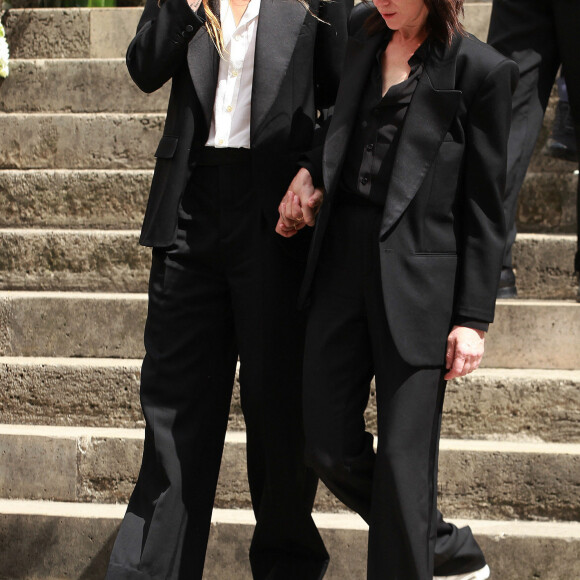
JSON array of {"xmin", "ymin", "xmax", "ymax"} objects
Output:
[
  {"xmin": 0, "ymin": 426, "xmax": 577, "ymax": 455},
  {"xmin": 0, "ymin": 501, "xmax": 577, "ymax": 539}
]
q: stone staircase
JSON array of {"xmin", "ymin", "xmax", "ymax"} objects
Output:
[{"xmin": 0, "ymin": 5, "xmax": 579, "ymax": 579}]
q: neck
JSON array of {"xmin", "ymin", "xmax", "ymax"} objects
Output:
[{"xmin": 393, "ymin": 25, "xmax": 428, "ymax": 48}]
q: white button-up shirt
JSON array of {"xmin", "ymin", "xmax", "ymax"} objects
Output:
[{"xmin": 206, "ymin": 0, "xmax": 261, "ymax": 148}]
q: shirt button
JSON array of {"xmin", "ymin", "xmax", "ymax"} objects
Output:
[
  {"xmin": 234, "ymin": 34, "xmax": 241, "ymax": 41},
  {"xmin": 366, "ymin": 144, "xmax": 374, "ymax": 152},
  {"xmin": 231, "ymin": 69, "xmax": 239, "ymax": 77},
  {"xmin": 226, "ymin": 105, "xmax": 233, "ymax": 112},
  {"xmin": 218, "ymin": 139, "xmax": 224, "ymax": 145},
  {"xmin": 360, "ymin": 177, "xmax": 368, "ymax": 185}
]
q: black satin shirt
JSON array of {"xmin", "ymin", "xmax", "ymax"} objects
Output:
[{"xmin": 338, "ymin": 30, "xmax": 428, "ymax": 205}]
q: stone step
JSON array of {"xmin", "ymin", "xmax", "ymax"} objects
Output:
[
  {"xmin": 0, "ymin": 292, "xmax": 578, "ymax": 368},
  {"xmin": 517, "ymin": 171, "xmax": 578, "ymax": 235},
  {"xmin": 0, "ymin": 110, "xmax": 573, "ymax": 174},
  {"xmin": 0, "ymin": 170, "xmax": 149, "ymax": 229},
  {"xmin": 2, "ymin": 8, "xmax": 141, "ymax": 60},
  {"xmin": 1, "ymin": 426, "xmax": 578, "ymax": 521},
  {"xmin": 0, "ymin": 113, "xmax": 163, "ymax": 170},
  {"xmin": 513, "ymin": 234, "xmax": 577, "ymax": 299},
  {"xmin": 0, "ymin": 229, "xmax": 150, "ymax": 292},
  {"xmin": 0, "ymin": 229, "xmax": 576, "ymax": 298},
  {"xmin": 1, "ymin": 169, "xmax": 575, "ymax": 233},
  {"xmin": 2, "ymin": 5, "xmax": 492, "ymax": 60},
  {"xmin": 0, "ymin": 59, "xmax": 170, "ymax": 114},
  {"xmin": 1, "ymin": 357, "xmax": 578, "ymax": 442},
  {"xmin": 0, "ymin": 502, "xmax": 577, "ymax": 580}
]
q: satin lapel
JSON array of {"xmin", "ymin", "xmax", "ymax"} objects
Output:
[
  {"xmin": 187, "ymin": 26, "xmax": 220, "ymax": 131},
  {"xmin": 380, "ymin": 38, "xmax": 462, "ymax": 238},
  {"xmin": 323, "ymin": 32, "xmax": 384, "ymax": 196},
  {"xmin": 250, "ymin": 0, "xmax": 308, "ymax": 142}
]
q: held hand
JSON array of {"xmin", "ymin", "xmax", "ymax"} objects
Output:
[
  {"xmin": 276, "ymin": 168, "xmax": 324, "ymax": 237},
  {"xmin": 444, "ymin": 325, "xmax": 485, "ymax": 380}
]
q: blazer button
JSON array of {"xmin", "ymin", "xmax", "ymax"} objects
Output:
[
  {"xmin": 360, "ymin": 177, "xmax": 368, "ymax": 185},
  {"xmin": 185, "ymin": 24, "xmax": 194, "ymax": 32}
]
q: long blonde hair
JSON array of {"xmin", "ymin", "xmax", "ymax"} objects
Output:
[{"xmin": 203, "ymin": 0, "xmax": 226, "ymax": 57}]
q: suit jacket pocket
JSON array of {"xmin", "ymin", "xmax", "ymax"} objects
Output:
[
  {"xmin": 380, "ymin": 251, "xmax": 457, "ymax": 367},
  {"xmin": 154, "ymin": 135, "xmax": 179, "ymax": 159}
]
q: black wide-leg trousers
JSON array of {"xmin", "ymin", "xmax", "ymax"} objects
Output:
[
  {"xmin": 487, "ymin": 0, "xmax": 580, "ymax": 272},
  {"xmin": 303, "ymin": 200, "xmax": 486, "ymax": 580},
  {"xmin": 107, "ymin": 151, "xmax": 328, "ymax": 580}
]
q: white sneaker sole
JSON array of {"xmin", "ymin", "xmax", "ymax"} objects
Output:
[{"xmin": 433, "ymin": 564, "xmax": 491, "ymax": 580}]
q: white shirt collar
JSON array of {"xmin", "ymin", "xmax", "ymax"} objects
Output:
[{"xmin": 220, "ymin": 0, "xmax": 261, "ymax": 49}]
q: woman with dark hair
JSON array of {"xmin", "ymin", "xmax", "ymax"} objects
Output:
[
  {"xmin": 104, "ymin": 0, "xmax": 347, "ymax": 578},
  {"xmin": 277, "ymin": 0, "xmax": 518, "ymax": 578}
]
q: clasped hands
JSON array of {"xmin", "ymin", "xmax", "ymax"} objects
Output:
[{"xmin": 276, "ymin": 168, "xmax": 324, "ymax": 237}]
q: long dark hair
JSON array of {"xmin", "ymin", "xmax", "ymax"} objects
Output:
[{"xmin": 365, "ymin": 0, "xmax": 464, "ymax": 46}]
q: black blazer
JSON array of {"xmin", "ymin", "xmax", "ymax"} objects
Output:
[
  {"xmin": 301, "ymin": 5, "xmax": 519, "ymax": 367},
  {"xmin": 127, "ymin": 0, "xmax": 347, "ymax": 247}
]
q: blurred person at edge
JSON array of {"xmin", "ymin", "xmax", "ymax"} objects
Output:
[
  {"xmin": 487, "ymin": 0, "xmax": 580, "ymax": 299},
  {"xmin": 277, "ymin": 0, "xmax": 518, "ymax": 578}
]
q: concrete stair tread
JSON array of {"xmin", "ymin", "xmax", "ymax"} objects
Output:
[
  {"xmin": 0, "ymin": 169, "xmax": 149, "ymax": 230},
  {"xmin": 0, "ymin": 113, "xmax": 164, "ymax": 170},
  {"xmin": 1, "ymin": 423, "xmax": 579, "ymax": 454},
  {"xmin": 1, "ymin": 501, "xmax": 577, "ymax": 580},
  {"xmin": 0, "ymin": 293, "xmax": 578, "ymax": 367},
  {"xmin": 1, "ymin": 425, "xmax": 578, "ymax": 520},
  {"xmin": 0, "ymin": 59, "xmax": 169, "ymax": 114},
  {"xmin": 2, "ymin": 169, "xmax": 575, "ymax": 234},
  {"xmin": 1, "ymin": 499, "xmax": 580, "ymax": 537},
  {"xmin": 0, "ymin": 502, "xmax": 578, "ymax": 580},
  {"xmin": 2, "ymin": 289, "xmax": 579, "ymax": 303},
  {"xmin": 0, "ymin": 232, "xmax": 576, "ymax": 297},
  {"xmin": 2, "ymin": 357, "xmax": 577, "ymax": 441}
]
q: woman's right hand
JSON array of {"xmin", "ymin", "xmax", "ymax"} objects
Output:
[{"xmin": 276, "ymin": 168, "xmax": 324, "ymax": 237}]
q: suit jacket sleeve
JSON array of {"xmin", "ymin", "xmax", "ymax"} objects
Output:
[
  {"xmin": 126, "ymin": 0, "xmax": 206, "ymax": 94},
  {"xmin": 296, "ymin": 0, "xmax": 347, "ymax": 186},
  {"xmin": 313, "ymin": 0, "xmax": 347, "ymax": 110},
  {"xmin": 454, "ymin": 57, "xmax": 519, "ymax": 321}
]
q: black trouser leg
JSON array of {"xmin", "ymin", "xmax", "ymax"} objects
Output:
[
  {"xmin": 107, "ymin": 155, "xmax": 327, "ymax": 579},
  {"xmin": 229, "ymin": 209, "xmax": 329, "ymax": 580},
  {"xmin": 303, "ymin": 201, "xmax": 485, "ymax": 579},
  {"xmin": 106, "ymin": 166, "xmax": 239, "ymax": 579},
  {"xmin": 487, "ymin": 0, "xmax": 560, "ymax": 269}
]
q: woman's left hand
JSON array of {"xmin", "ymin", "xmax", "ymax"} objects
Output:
[{"xmin": 444, "ymin": 325, "xmax": 485, "ymax": 380}]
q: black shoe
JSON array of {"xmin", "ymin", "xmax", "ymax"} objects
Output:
[
  {"xmin": 497, "ymin": 267, "xmax": 517, "ymax": 298},
  {"xmin": 543, "ymin": 100, "xmax": 578, "ymax": 162}
]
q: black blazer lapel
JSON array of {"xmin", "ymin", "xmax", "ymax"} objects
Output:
[
  {"xmin": 187, "ymin": 26, "xmax": 220, "ymax": 131},
  {"xmin": 380, "ymin": 37, "xmax": 462, "ymax": 238},
  {"xmin": 323, "ymin": 32, "xmax": 384, "ymax": 197},
  {"xmin": 250, "ymin": 0, "xmax": 308, "ymax": 142}
]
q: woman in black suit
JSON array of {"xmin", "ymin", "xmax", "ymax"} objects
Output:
[
  {"xmin": 105, "ymin": 0, "xmax": 346, "ymax": 578},
  {"xmin": 278, "ymin": 0, "xmax": 518, "ymax": 578}
]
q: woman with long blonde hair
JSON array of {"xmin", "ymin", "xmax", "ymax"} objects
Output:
[{"xmin": 105, "ymin": 0, "xmax": 346, "ymax": 578}]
